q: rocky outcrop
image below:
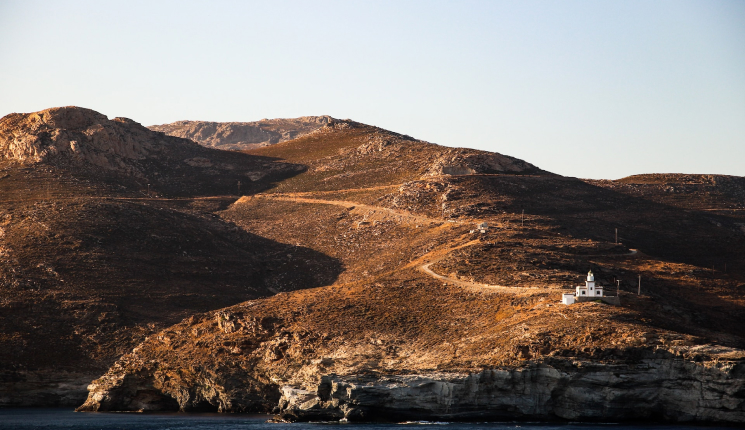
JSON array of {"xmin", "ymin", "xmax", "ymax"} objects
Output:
[
  {"xmin": 0, "ymin": 106, "xmax": 308, "ymax": 195},
  {"xmin": 0, "ymin": 107, "xmax": 197, "ymax": 173},
  {"xmin": 77, "ymin": 349, "xmax": 745, "ymax": 423},
  {"xmin": 75, "ymin": 296, "xmax": 745, "ymax": 423},
  {"xmin": 426, "ymin": 148, "xmax": 542, "ymax": 176},
  {"xmin": 149, "ymin": 116, "xmax": 334, "ymax": 151},
  {"xmin": 277, "ymin": 358, "xmax": 745, "ymax": 423}
]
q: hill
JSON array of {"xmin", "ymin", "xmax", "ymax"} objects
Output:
[
  {"xmin": 148, "ymin": 116, "xmax": 334, "ymax": 151},
  {"xmin": 0, "ymin": 107, "xmax": 338, "ymax": 406},
  {"xmin": 76, "ymin": 117, "xmax": 745, "ymax": 422}
]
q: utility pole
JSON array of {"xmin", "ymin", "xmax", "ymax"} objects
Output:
[
  {"xmin": 237, "ymin": 180, "xmax": 242, "ymax": 196},
  {"xmin": 616, "ymin": 279, "xmax": 620, "ymax": 296},
  {"xmin": 147, "ymin": 183, "xmax": 150, "ymax": 196},
  {"xmin": 638, "ymin": 275, "xmax": 641, "ymax": 295},
  {"xmin": 615, "ymin": 228, "xmax": 618, "ymax": 244},
  {"xmin": 521, "ymin": 209, "xmax": 524, "ymax": 227}
]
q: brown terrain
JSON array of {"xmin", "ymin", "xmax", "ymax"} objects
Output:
[
  {"xmin": 148, "ymin": 116, "xmax": 334, "ymax": 151},
  {"xmin": 1, "ymin": 106, "xmax": 744, "ymax": 422},
  {"xmin": 0, "ymin": 107, "xmax": 335, "ymax": 405}
]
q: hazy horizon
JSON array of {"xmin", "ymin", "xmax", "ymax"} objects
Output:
[{"xmin": 1, "ymin": 0, "xmax": 743, "ymax": 180}]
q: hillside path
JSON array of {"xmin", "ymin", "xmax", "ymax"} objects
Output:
[
  {"xmin": 405, "ymin": 238, "xmax": 549, "ymax": 295},
  {"xmin": 244, "ymin": 193, "xmax": 460, "ymax": 226},
  {"xmin": 244, "ymin": 192, "xmax": 551, "ymax": 295}
]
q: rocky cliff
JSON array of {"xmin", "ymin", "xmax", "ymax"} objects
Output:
[
  {"xmin": 76, "ymin": 277, "xmax": 745, "ymax": 423},
  {"xmin": 277, "ymin": 356, "xmax": 745, "ymax": 423},
  {"xmin": 149, "ymin": 116, "xmax": 334, "ymax": 151},
  {"xmin": 77, "ymin": 327, "xmax": 745, "ymax": 423}
]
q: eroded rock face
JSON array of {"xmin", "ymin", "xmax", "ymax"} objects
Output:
[
  {"xmin": 0, "ymin": 107, "xmax": 195, "ymax": 173},
  {"xmin": 0, "ymin": 106, "xmax": 309, "ymax": 196},
  {"xmin": 75, "ymin": 299, "xmax": 745, "ymax": 423},
  {"xmin": 426, "ymin": 148, "xmax": 542, "ymax": 177},
  {"xmin": 78, "ymin": 351, "xmax": 745, "ymax": 423},
  {"xmin": 277, "ymin": 360, "xmax": 745, "ymax": 423},
  {"xmin": 149, "ymin": 116, "xmax": 334, "ymax": 151}
]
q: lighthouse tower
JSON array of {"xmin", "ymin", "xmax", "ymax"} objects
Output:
[
  {"xmin": 564, "ymin": 270, "xmax": 613, "ymax": 305},
  {"xmin": 575, "ymin": 270, "xmax": 603, "ymax": 297}
]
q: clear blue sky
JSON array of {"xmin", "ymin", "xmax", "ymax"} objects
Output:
[{"xmin": 1, "ymin": 0, "xmax": 743, "ymax": 179}]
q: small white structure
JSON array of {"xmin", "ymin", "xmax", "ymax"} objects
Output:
[
  {"xmin": 576, "ymin": 270, "xmax": 603, "ymax": 297},
  {"xmin": 477, "ymin": 222, "xmax": 488, "ymax": 233},
  {"xmin": 562, "ymin": 270, "xmax": 603, "ymax": 305},
  {"xmin": 562, "ymin": 271, "xmax": 618, "ymax": 306},
  {"xmin": 562, "ymin": 293, "xmax": 575, "ymax": 305}
]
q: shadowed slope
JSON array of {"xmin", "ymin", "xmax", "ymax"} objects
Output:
[{"xmin": 0, "ymin": 107, "xmax": 342, "ymax": 407}]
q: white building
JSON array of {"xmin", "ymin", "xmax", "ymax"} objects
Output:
[
  {"xmin": 477, "ymin": 222, "xmax": 488, "ymax": 233},
  {"xmin": 576, "ymin": 270, "xmax": 603, "ymax": 298},
  {"xmin": 562, "ymin": 271, "xmax": 605, "ymax": 305}
]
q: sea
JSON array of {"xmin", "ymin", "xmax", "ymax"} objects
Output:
[{"xmin": 0, "ymin": 410, "xmax": 736, "ymax": 430}]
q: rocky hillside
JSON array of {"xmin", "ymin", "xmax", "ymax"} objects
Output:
[
  {"xmin": 77, "ymin": 114, "xmax": 745, "ymax": 423},
  {"xmin": 0, "ymin": 107, "xmax": 309, "ymax": 196},
  {"xmin": 149, "ymin": 116, "xmax": 334, "ymax": 151},
  {"xmin": 0, "ymin": 107, "xmax": 333, "ymax": 407},
  {"xmin": 3, "ymin": 106, "xmax": 744, "ymax": 423},
  {"xmin": 247, "ymin": 119, "xmax": 543, "ymax": 193}
]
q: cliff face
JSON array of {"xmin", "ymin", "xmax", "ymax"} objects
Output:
[
  {"xmin": 77, "ymin": 333, "xmax": 745, "ymax": 423},
  {"xmin": 0, "ymin": 370, "xmax": 96, "ymax": 408},
  {"xmin": 75, "ymin": 277, "xmax": 745, "ymax": 423},
  {"xmin": 148, "ymin": 116, "xmax": 334, "ymax": 151},
  {"xmin": 277, "ymin": 358, "xmax": 745, "ymax": 423}
]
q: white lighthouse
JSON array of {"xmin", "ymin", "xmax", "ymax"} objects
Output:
[
  {"xmin": 562, "ymin": 270, "xmax": 617, "ymax": 305},
  {"xmin": 575, "ymin": 270, "xmax": 603, "ymax": 298}
]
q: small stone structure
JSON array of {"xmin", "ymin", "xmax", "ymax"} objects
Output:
[{"xmin": 562, "ymin": 271, "xmax": 619, "ymax": 305}]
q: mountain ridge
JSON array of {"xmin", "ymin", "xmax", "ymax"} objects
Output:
[{"xmin": 148, "ymin": 116, "xmax": 335, "ymax": 151}]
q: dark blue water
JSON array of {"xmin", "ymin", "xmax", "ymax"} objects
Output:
[{"xmin": 0, "ymin": 409, "xmax": 734, "ymax": 430}]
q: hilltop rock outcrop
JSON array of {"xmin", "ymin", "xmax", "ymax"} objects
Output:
[
  {"xmin": 426, "ymin": 147, "xmax": 541, "ymax": 176},
  {"xmin": 149, "ymin": 116, "xmax": 334, "ymax": 151},
  {"xmin": 0, "ymin": 106, "xmax": 308, "ymax": 196},
  {"xmin": 0, "ymin": 107, "xmax": 195, "ymax": 174}
]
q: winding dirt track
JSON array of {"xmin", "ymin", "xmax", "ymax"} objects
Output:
[
  {"xmin": 242, "ymin": 192, "xmax": 550, "ymax": 296},
  {"xmin": 140, "ymin": 191, "xmax": 637, "ymax": 296},
  {"xmin": 246, "ymin": 193, "xmax": 457, "ymax": 226},
  {"xmin": 10, "ymin": 184, "xmax": 641, "ymax": 297},
  {"xmin": 409, "ymin": 239, "xmax": 549, "ymax": 295}
]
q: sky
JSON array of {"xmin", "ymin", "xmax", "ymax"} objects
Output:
[{"xmin": 0, "ymin": 0, "xmax": 743, "ymax": 179}]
